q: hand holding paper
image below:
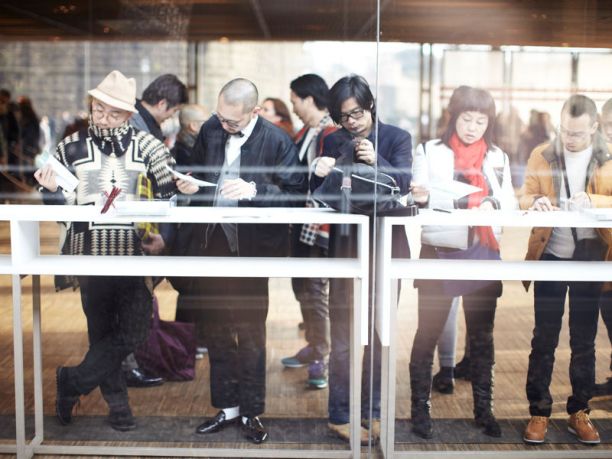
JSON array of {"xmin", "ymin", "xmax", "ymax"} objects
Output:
[
  {"xmin": 165, "ymin": 164, "xmax": 217, "ymax": 188},
  {"xmin": 429, "ymin": 179, "xmax": 482, "ymax": 200},
  {"xmin": 35, "ymin": 157, "xmax": 79, "ymax": 192}
]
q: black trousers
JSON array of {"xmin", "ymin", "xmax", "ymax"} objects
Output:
[
  {"xmin": 599, "ymin": 290, "xmax": 612, "ymax": 371},
  {"xmin": 194, "ymin": 226, "xmax": 269, "ymax": 417},
  {"xmin": 66, "ymin": 276, "xmax": 152, "ymax": 408},
  {"xmin": 410, "ymin": 278, "xmax": 499, "ymax": 398},
  {"xmin": 290, "ymin": 226, "xmax": 330, "ymax": 361},
  {"xmin": 526, "ymin": 253, "xmax": 602, "ymax": 416}
]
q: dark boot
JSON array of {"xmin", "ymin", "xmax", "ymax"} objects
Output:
[
  {"xmin": 55, "ymin": 367, "xmax": 80, "ymax": 425},
  {"xmin": 470, "ymin": 335, "xmax": 501, "ymax": 438},
  {"xmin": 410, "ymin": 363, "xmax": 433, "ymax": 439},
  {"xmin": 454, "ymin": 356, "xmax": 471, "ymax": 381},
  {"xmin": 593, "ymin": 377, "xmax": 612, "ymax": 397},
  {"xmin": 108, "ymin": 404, "xmax": 136, "ymax": 431},
  {"xmin": 104, "ymin": 393, "xmax": 135, "ymax": 432},
  {"xmin": 432, "ymin": 366, "xmax": 454, "ymax": 394}
]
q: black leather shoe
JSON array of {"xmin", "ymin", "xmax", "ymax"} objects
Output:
[
  {"xmin": 242, "ymin": 416, "xmax": 268, "ymax": 444},
  {"xmin": 124, "ymin": 368, "xmax": 165, "ymax": 388},
  {"xmin": 108, "ymin": 405, "xmax": 136, "ymax": 432},
  {"xmin": 56, "ymin": 367, "xmax": 80, "ymax": 425},
  {"xmin": 196, "ymin": 410, "xmax": 238, "ymax": 434}
]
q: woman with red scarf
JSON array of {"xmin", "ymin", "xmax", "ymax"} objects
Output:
[{"xmin": 408, "ymin": 86, "xmax": 516, "ymax": 439}]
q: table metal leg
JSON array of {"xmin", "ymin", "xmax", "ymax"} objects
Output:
[
  {"xmin": 384, "ymin": 280, "xmax": 399, "ymax": 458},
  {"xmin": 351, "ymin": 277, "xmax": 363, "ymax": 459},
  {"xmin": 12, "ymin": 275, "xmax": 26, "ymax": 458},
  {"xmin": 31, "ymin": 275, "xmax": 43, "ymax": 445}
]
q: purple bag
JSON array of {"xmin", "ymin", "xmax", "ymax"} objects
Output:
[
  {"xmin": 134, "ymin": 296, "xmax": 196, "ymax": 381},
  {"xmin": 436, "ymin": 243, "xmax": 501, "ymax": 297}
]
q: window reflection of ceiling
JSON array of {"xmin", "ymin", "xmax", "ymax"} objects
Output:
[{"xmin": 0, "ymin": 0, "xmax": 611, "ymax": 48}]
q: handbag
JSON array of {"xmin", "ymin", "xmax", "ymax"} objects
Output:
[
  {"xmin": 573, "ymin": 237, "xmax": 607, "ymax": 262},
  {"xmin": 134, "ymin": 295, "xmax": 197, "ymax": 381},
  {"xmin": 312, "ymin": 155, "xmax": 405, "ymax": 215},
  {"xmin": 436, "ymin": 243, "xmax": 501, "ymax": 296}
]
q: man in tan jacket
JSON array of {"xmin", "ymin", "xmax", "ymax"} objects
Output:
[
  {"xmin": 593, "ymin": 97, "xmax": 612, "ymax": 396},
  {"xmin": 520, "ymin": 94, "xmax": 612, "ymax": 445}
]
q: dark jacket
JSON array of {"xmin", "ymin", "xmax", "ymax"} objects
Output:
[
  {"xmin": 171, "ymin": 138, "xmax": 196, "ymax": 168},
  {"xmin": 185, "ymin": 116, "xmax": 306, "ymax": 257},
  {"xmin": 311, "ymin": 121, "xmax": 413, "ymax": 194},
  {"xmin": 313, "ymin": 120, "xmax": 413, "ymax": 260},
  {"xmin": 130, "ymin": 100, "xmax": 164, "ymax": 141}
]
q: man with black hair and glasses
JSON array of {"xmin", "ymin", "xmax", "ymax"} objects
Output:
[
  {"xmin": 176, "ymin": 78, "xmax": 305, "ymax": 444},
  {"xmin": 520, "ymin": 94, "xmax": 612, "ymax": 445},
  {"xmin": 311, "ymin": 74, "xmax": 412, "ymax": 445}
]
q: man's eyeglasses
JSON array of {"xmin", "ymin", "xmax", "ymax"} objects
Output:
[
  {"xmin": 91, "ymin": 105, "xmax": 126, "ymax": 123},
  {"xmin": 213, "ymin": 111, "xmax": 242, "ymax": 129},
  {"xmin": 340, "ymin": 108, "xmax": 366, "ymax": 124},
  {"xmin": 558, "ymin": 125, "xmax": 592, "ymax": 140}
]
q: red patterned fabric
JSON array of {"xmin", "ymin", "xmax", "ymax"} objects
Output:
[{"xmin": 449, "ymin": 133, "xmax": 498, "ymax": 250}]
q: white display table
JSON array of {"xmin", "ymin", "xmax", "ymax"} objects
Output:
[
  {"xmin": 1, "ymin": 205, "xmax": 370, "ymax": 459},
  {"xmin": 376, "ymin": 209, "xmax": 612, "ymax": 458}
]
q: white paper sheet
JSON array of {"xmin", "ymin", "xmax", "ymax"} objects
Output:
[
  {"xmin": 582, "ymin": 208, "xmax": 612, "ymax": 221},
  {"xmin": 429, "ymin": 179, "xmax": 482, "ymax": 199},
  {"xmin": 165, "ymin": 164, "xmax": 217, "ymax": 187},
  {"xmin": 114, "ymin": 200, "xmax": 174, "ymax": 216},
  {"xmin": 45, "ymin": 156, "xmax": 79, "ymax": 192}
]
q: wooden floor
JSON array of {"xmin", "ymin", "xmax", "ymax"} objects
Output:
[{"xmin": 0, "ymin": 220, "xmax": 611, "ymax": 458}]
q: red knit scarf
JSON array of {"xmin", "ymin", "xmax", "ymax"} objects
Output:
[{"xmin": 449, "ymin": 133, "xmax": 499, "ymax": 251}]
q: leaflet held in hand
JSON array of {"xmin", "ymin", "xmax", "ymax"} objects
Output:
[
  {"xmin": 430, "ymin": 179, "xmax": 482, "ymax": 199},
  {"xmin": 165, "ymin": 164, "xmax": 217, "ymax": 187},
  {"xmin": 45, "ymin": 156, "xmax": 79, "ymax": 192}
]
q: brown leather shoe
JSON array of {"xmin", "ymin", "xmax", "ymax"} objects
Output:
[
  {"xmin": 328, "ymin": 422, "xmax": 371, "ymax": 446},
  {"xmin": 568, "ymin": 410, "xmax": 600, "ymax": 444},
  {"xmin": 361, "ymin": 418, "xmax": 381, "ymax": 443},
  {"xmin": 523, "ymin": 416, "xmax": 549, "ymax": 444}
]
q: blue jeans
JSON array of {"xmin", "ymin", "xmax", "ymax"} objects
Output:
[
  {"xmin": 327, "ymin": 277, "xmax": 381, "ymax": 425},
  {"xmin": 526, "ymin": 253, "xmax": 601, "ymax": 416}
]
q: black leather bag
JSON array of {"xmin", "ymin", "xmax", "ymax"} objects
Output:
[
  {"xmin": 312, "ymin": 157, "xmax": 405, "ymax": 215},
  {"xmin": 572, "ymin": 237, "xmax": 608, "ymax": 262}
]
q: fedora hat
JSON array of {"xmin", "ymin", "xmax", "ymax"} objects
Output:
[{"xmin": 88, "ymin": 70, "xmax": 137, "ymax": 113}]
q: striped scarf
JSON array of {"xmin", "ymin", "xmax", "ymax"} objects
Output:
[{"xmin": 88, "ymin": 119, "xmax": 132, "ymax": 156}]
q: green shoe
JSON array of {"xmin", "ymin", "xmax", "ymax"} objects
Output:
[
  {"xmin": 307, "ymin": 360, "xmax": 328, "ymax": 389},
  {"xmin": 281, "ymin": 346, "xmax": 314, "ymax": 368}
]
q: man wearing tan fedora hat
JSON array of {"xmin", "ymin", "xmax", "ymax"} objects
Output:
[{"xmin": 34, "ymin": 69, "xmax": 176, "ymax": 432}]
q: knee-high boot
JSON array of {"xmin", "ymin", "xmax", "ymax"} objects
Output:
[
  {"xmin": 409, "ymin": 362, "xmax": 433, "ymax": 439},
  {"xmin": 470, "ymin": 331, "xmax": 501, "ymax": 437}
]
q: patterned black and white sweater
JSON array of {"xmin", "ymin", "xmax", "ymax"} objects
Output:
[{"xmin": 47, "ymin": 122, "xmax": 176, "ymax": 256}]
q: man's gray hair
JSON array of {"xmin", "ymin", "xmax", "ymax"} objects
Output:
[
  {"xmin": 179, "ymin": 104, "xmax": 208, "ymax": 128},
  {"xmin": 219, "ymin": 78, "xmax": 258, "ymax": 113}
]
